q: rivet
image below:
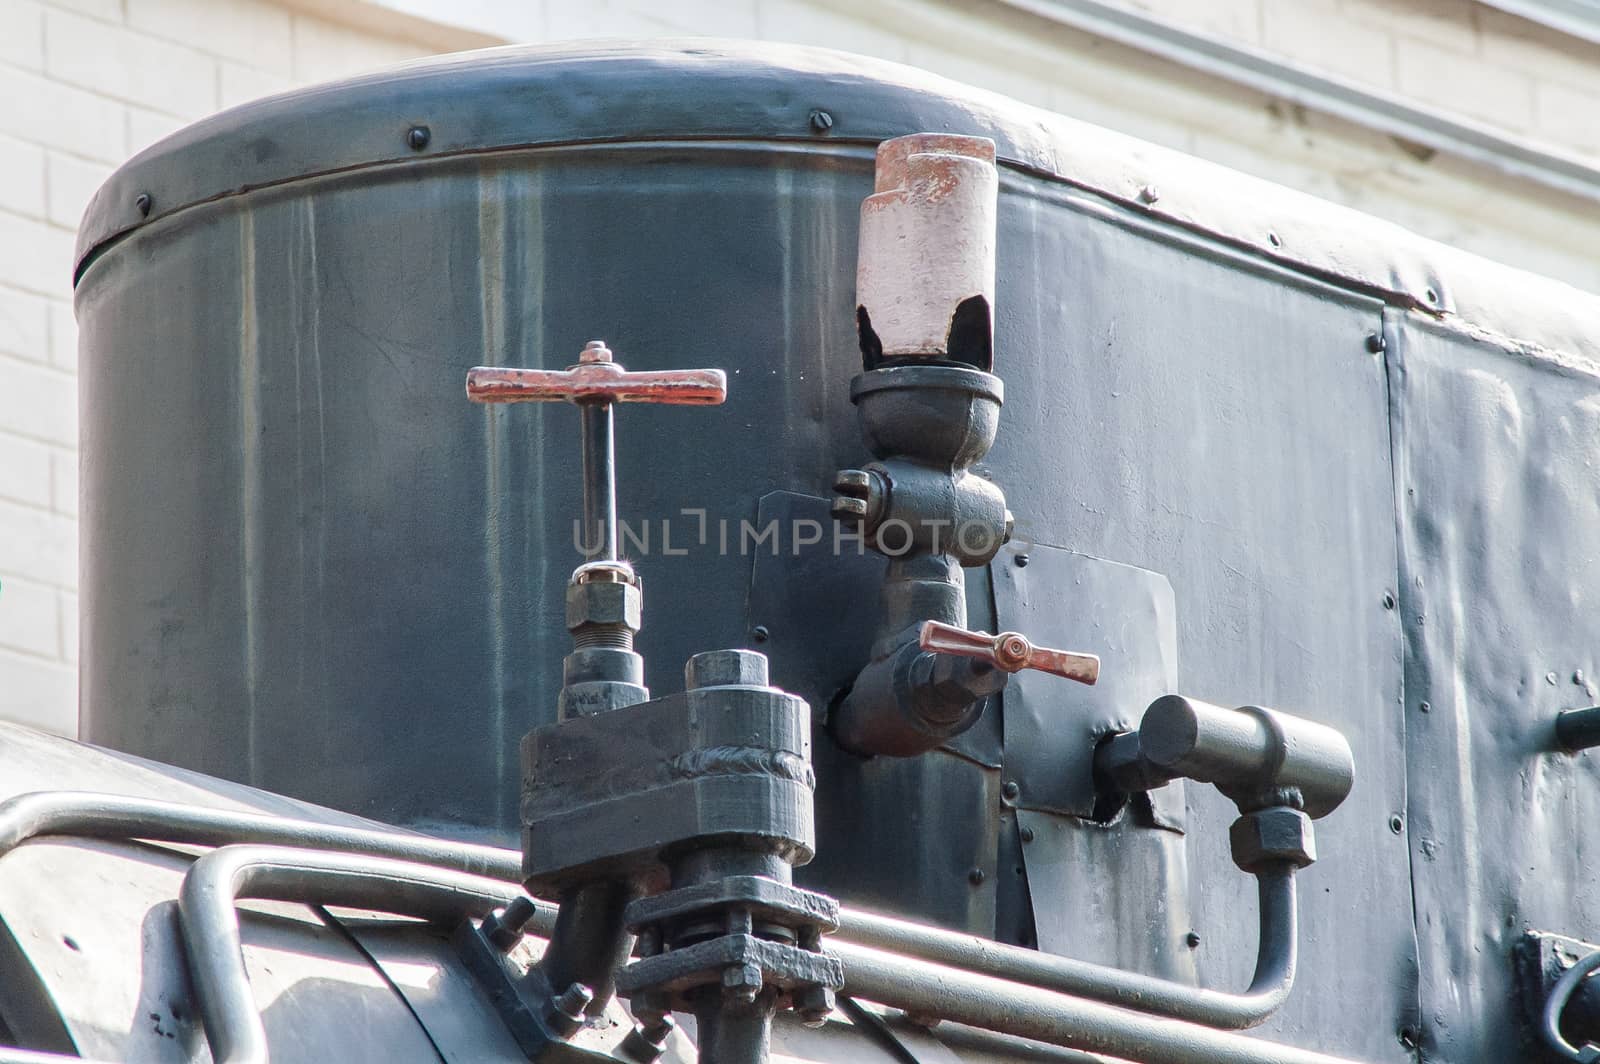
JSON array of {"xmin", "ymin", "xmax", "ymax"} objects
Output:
[
  {"xmin": 1576, "ymin": 670, "xmax": 1587, "ymax": 685},
  {"xmin": 1001, "ymin": 780, "xmax": 1020, "ymax": 801},
  {"xmin": 751, "ymin": 625, "xmax": 770, "ymax": 643},
  {"xmin": 808, "ymin": 109, "xmax": 834, "ymax": 133},
  {"xmin": 1382, "ymin": 592, "xmax": 1396, "ymax": 610},
  {"xmin": 967, "ymin": 868, "xmax": 986, "ymax": 886},
  {"xmin": 1185, "ymin": 931, "xmax": 1201, "ymax": 949},
  {"xmin": 1419, "ymin": 701, "xmax": 1430, "ymax": 713},
  {"xmin": 1137, "ymin": 184, "xmax": 1159, "ymax": 205},
  {"xmin": 1014, "ymin": 553, "xmax": 1030, "ymax": 568},
  {"xmin": 1548, "ymin": 672, "xmax": 1560, "ymax": 686},
  {"xmin": 1365, "ymin": 332, "xmax": 1386, "ymax": 354},
  {"xmin": 406, "ymin": 125, "xmax": 431, "ymax": 151},
  {"xmin": 1020, "ymin": 826, "xmax": 1035, "ymax": 843},
  {"xmin": 1424, "ymin": 287, "xmax": 1439, "ymax": 306},
  {"xmin": 1389, "ymin": 814, "xmax": 1404, "ymax": 835},
  {"xmin": 1267, "ymin": 230, "xmax": 1282, "ymax": 248},
  {"xmin": 134, "ymin": 192, "xmax": 152, "ymax": 217}
]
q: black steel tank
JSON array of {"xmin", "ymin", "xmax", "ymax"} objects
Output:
[{"xmin": 72, "ymin": 39, "xmax": 1600, "ymax": 1064}]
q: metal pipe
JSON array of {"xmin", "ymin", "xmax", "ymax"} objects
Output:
[
  {"xmin": 540, "ymin": 879, "xmax": 637, "ymax": 1015},
  {"xmin": 1134, "ymin": 697, "xmax": 1355, "ymax": 819},
  {"xmin": 1556, "ymin": 706, "xmax": 1600, "ymax": 753},
  {"xmin": 0, "ymin": 790, "xmax": 522, "ymax": 879},
  {"xmin": 693, "ymin": 996, "xmax": 773, "ymax": 1064},
  {"xmin": 177, "ymin": 845, "xmax": 526, "ymax": 1064},
  {"xmin": 579, "ymin": 401, "xmax": 618, "ymax": 561},
  {"xmin": 0, "ymin": 794, "xmax": 1358, "ymax": 1063},
  {"xmin": 838, "ymin": 866, "xmax": 1296, "ymax": 1030},
  {"xmin": 831, "ymin": 938, "xmax": 1364, "ymax": 1064},
  {"xmin": 0, "ymin": 792, "xmax": 1302, "ymax": 1033}
]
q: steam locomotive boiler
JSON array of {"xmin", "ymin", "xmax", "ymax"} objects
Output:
[{"xmin": 2, "ymin": 36, "xmax": 1599, "ymax": 1064}]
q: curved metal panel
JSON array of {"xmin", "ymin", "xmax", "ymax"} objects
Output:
[
  {"xmin": 77, "ymin": 43, "xmax": 1600, "ymax": 365},
  {"xmin": 78, "ymin": 130, "xmax": 1422, "ymax": 1058}
]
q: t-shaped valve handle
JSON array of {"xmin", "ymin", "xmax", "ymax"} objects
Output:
[
  {"xmin": 466, "ymin": 341, "xmax": 727, "ymax": 562},
  {"xmin": 919, "ymin": 620, "xmax": 1100, "ymax": 685}
]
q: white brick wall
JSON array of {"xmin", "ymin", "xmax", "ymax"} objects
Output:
[
  {"xmin": 0, "ymin": 0, "xmax": 437, "ymax": 736},
  {"xmin": 3, "ymin": 0, "xmax": 1600, "ymax": 737}
]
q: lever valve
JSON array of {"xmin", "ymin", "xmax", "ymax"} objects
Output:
[
  {"xmin": 919, "ymin": 620, "xmax": 1100, "ymax": 685},
  {"xmin": 466, "ymin": 340, "xmax": 728, "ymax": 719}
]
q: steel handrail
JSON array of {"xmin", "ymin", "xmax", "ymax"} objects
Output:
[
  {"xmin": 177, "ymin": 845, "xmax": 523, "ymax": 1064},
  {"xmin": 0, "ymin": 792, "xmax": 1290, "ymax": 1028}
]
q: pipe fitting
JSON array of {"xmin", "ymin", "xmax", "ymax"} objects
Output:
[
  {"xmin": 1099, "ymin": 696, "xmax": 1355, "ymax": 820},
  {"xmin": 831, "ymin": 626, "xmax": 1006, "ymax": 757},
  {"xmin": 856, "ymin": 134, "xmax": 998, "ymax": 370}
]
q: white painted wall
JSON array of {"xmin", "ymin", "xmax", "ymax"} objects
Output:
[{"xmin": 2, "ymin": 0, "xmax": 1597, "ymax": 735}]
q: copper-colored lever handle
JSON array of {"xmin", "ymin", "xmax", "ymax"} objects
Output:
[
  {"xmin": 919, "ymin": 620, "xmax": 1100, "ymax": 686},
  {"xmin": 466, "ymin": 343, "xmax": 726, "ymax": 407}
]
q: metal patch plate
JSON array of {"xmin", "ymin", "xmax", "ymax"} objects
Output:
[
  {"xmin": 1018, "ymin": 807, "xmax": 1196, "ymax": 981},
  {"xmin": 993, "ymin": 545, "xmax": 1181, "ymax": 824},
  {"xmin": 990, "ymin": 545, "xmax": 1192, "ymax": 971}
]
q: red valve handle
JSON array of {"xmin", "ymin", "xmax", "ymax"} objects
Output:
[
  {"xmin": 466, "ymin": 342, "xmax": 726, "ymax": 407},
  {"xmin": 919, "ymin": 620, "xmax": 1100, "ymax": 686}
]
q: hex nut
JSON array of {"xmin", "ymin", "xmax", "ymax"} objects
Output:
[
  {"xmin": 795, "ymin": 985, "xmax": 836, "ymax": 1027},
  {"xmin": 565, "ymin": 580, "xmax": 642, "ymax": 630},
  {"xmin": 722, "ymin": 962, "xmax": 763, "ymax": 1004},
  {"xmin": 1229, "ymin": 806, "xmax": 1316, "ymax": 873},
  {"xmin": 685, "ymin": 649, "xmax": 769, "ymax": 690}
]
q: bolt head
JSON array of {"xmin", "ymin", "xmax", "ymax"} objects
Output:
[
  {"xmin": 543, "ymin": 982, "xmax": 593, "ymax": 1037},
  {"xmin": 406, "ymin": 125, "xmax": 431, "ymax": 150},
  {"xmin": 722, "ymin": 962, "xmax": 763, "ymax": 1004},
  {"xmin": 831, "ymin": 496, "xmax": 868, "ymax": 520},
  {"xmin": 809, "ymin": 109, "xmax": 834, "ymax": 132},
  {"xmin": 135, "ymin": 192, "xmax": 153, "ymax": 217},
  {"xmin": 834, "ymin": 469, "xmax": 871, "ymax": 494},
  {"xmin": 556, "ymin": 982, "xmax": 594, "ymax": 1019},
  {"xmin": 580, "ymin": 340, "xmax": 614, "ymax": 363},
  {"xmin": 795, "ymin": 985, "xmax": 835, "ymax": 1027},
  {"xmin": 830, "ymin": 468, "xmax": 884, "ymax": 527}
]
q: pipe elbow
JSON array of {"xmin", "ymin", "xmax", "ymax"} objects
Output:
[{"xmin": 830, "ymin": 633, "xmax": 1006, "ymax": 757}]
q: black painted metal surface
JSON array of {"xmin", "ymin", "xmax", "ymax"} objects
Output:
[
  {"xmin": 71, "ymin": 40, "xmax": 1600, "ymax": 1062},
  {"xmin": 1390, "ymin": 314, "xmax": 1600, "ymax": 1061}
]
